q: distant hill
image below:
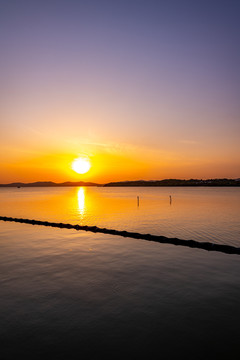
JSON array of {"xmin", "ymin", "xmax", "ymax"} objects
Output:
[
  {"xmin": 1, "ymin": 179, "xmax": 240, "ymax": 187},
  {"xmin": 0, "ymin": 181, "xmax": 101, "ymax": 187},
  {"xmin": 104, "ymin": 179, "xmax": 240, "ymax": 187}
]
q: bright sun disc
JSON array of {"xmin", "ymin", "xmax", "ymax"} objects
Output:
[{"xmin": 72, "ymin": 158, "xmax": 91, "ymax": 174}]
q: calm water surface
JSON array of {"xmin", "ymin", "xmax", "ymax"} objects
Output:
[
  {"xmin": 0, "ymin": 187, "xmax": 240, "ymax": 358},
  {"xmin": 1, "ymin": 186, "xmax": 240, "ymax": 245}
]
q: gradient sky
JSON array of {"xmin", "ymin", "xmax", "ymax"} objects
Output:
[{"xmin": 1, "ymin": 0, "xmax": 239, "ymax": 183}]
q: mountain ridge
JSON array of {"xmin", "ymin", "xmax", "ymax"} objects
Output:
[
  {"xmin": 0, "ymin": 179, "xmax": 240, "ymax": 187},
  {"xmin": 104, "ymin": 178, "xmax": 240, "ymax": 187},
  {"xmin": 0, "ymin": 181, "xmax": 101, "ymax": 187}
]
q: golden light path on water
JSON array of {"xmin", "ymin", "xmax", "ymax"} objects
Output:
[
  {"xmin": 0, "ymin": 187, "xmax": 240, "ymax": 247},
  {"xmin": 77, "ymin": 187, "xmax": 85, "ymax": 216}
]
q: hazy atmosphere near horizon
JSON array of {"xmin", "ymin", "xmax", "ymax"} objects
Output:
[{"xmin": 1, "ymin": 0, "xmax": 239, "ymax": 182}]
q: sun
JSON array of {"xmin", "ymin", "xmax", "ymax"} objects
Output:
[{"xmin": 72, "ymin": 157, "xmax": 91, "ymax": 174}]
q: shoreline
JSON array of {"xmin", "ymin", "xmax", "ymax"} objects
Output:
[{"xmin": 1, "ymin": 179, "xmax": 239, "ymax": 187}]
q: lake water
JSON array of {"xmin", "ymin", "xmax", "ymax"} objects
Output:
[
  {"xmin": 0, "ymin": 187, "xmax": 240, "ymax": 359},
  {"xmin": 1, "ymin": 186, "xmax": 240, "ymax": 245}
]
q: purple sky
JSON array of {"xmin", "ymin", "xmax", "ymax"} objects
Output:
[{"xmin": 0, "ymin": 0, "xmax": 239, "ymax": 182}]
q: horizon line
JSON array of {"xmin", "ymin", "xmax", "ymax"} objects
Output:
[{"xmin": 0, "ymin": 178, "xmax": 240, "ymax": 187}]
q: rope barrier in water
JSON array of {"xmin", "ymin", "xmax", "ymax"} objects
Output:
[{"xmin": 0, "ymin": 215, "xmax": 239, "ymax": 255}]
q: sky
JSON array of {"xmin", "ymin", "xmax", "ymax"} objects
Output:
[{"xmin": 0, "ymin": 0, "xmax": 239, "ymax": 183}]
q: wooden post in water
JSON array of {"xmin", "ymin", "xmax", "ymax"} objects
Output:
[
  {"xmin": 137, "ymin": 196, "xmax": 139, "ymax": 207},
  {"xmin": 169, "ymin": 195, "xmax": 172, "ymax": 205}
]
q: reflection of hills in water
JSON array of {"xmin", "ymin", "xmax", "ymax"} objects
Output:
[{"xmin": 0, "ymin": 179, "xmax": 240, "ymax": 187}]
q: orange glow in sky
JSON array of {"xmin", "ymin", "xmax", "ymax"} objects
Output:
[{"xmin": 0, "ymin": 1, "xmax": 239, "ymax": 184}]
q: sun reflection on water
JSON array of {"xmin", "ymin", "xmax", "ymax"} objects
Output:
[{"xmin": 77, "ymin": 187, "xmax": 85, "ymax": 216}]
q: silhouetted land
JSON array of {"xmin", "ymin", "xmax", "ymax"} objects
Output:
[
  {"xmin": 0, "ymin": 181, "xmax": 100, "ymax": 187},
  {"xmin": 0, "ymin": 179, "xmax": 240, "ymax": 187},
  {"xmin": 104, "ymin": 179, "xmax": 240, "ymax": 187}
]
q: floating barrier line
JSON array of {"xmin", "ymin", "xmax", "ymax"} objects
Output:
[{"xmin": 0, "ymin": 216, "xmax": 239, "ymax": 255}]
